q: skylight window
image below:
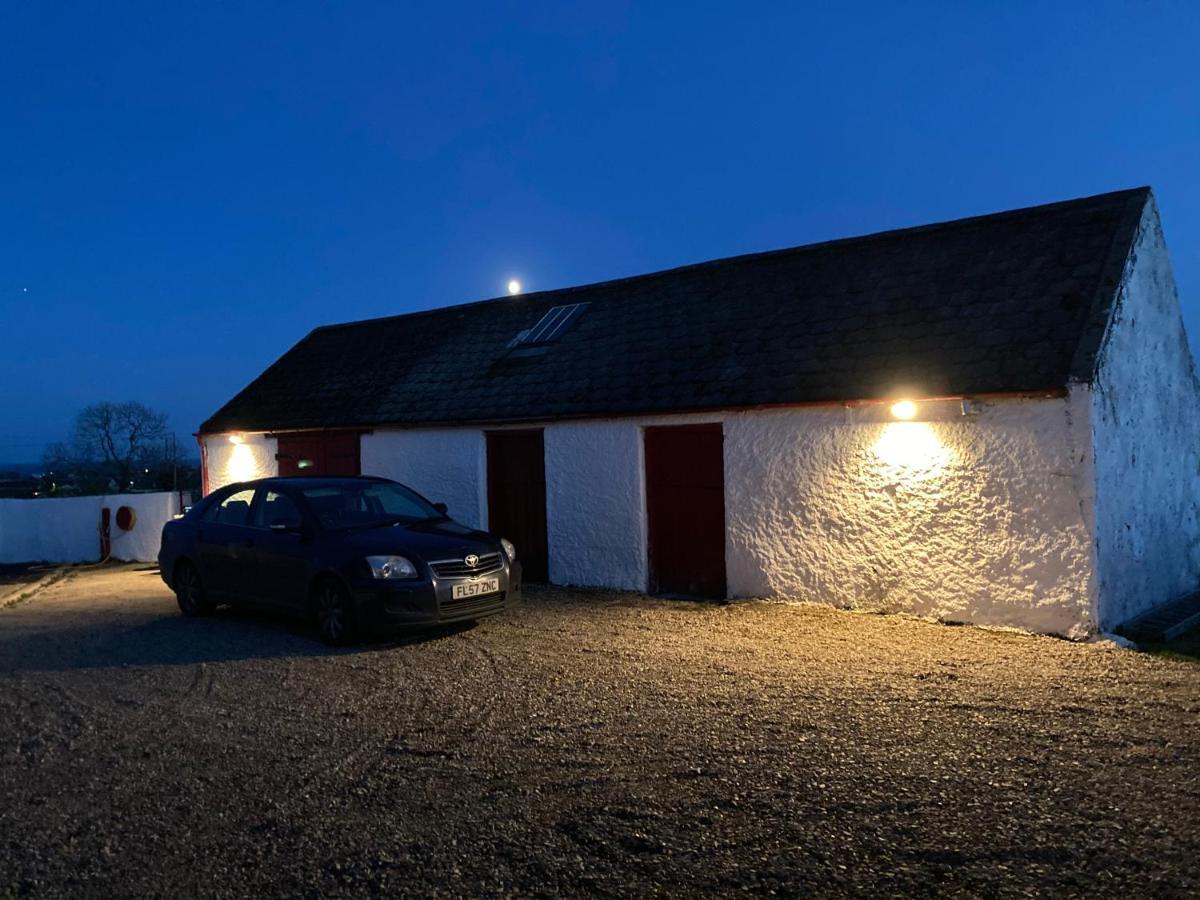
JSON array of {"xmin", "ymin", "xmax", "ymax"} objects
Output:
[{"xmin": 508, "ymin": 302, "xmax": 589, "ymax": 350}]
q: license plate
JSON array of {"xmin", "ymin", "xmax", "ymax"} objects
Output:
[{"xmin": 451, "ymin": 577, "xmax": 500, "ymax": 600}]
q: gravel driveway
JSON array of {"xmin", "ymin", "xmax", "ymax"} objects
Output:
[{"xmin": 1, "ymin": 565, "xmax": 1198, "ymax": 896}]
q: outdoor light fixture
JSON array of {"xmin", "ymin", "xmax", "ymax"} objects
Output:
[
  {"xmin": 507, "ymin": 279, "xmax": 521, "ymax": 295},
  {"xmin": 228, "ymin": 434, "xmax": 244, "ymax": 445},
  {"xmin": 890, "ymin": 399, "xmax": 918, "ymax": 420}
]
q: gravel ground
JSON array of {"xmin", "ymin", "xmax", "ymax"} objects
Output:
[{"xmin": 1, "ymin": 565, "xmax": 1198, "ymax": 897}]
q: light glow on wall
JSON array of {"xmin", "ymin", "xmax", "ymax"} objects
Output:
[
  {"xmin": 890, "ymin": 399, "xmax": 917, "ymax": 420},
  {"xmin": 871, "ymin": 422, "xmax": 953, "ymax": 478},
  {"xmin": 226, "ymin": 443, "xmax": 260, "ymax": 482}
]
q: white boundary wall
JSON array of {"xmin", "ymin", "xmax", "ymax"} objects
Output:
[{"xmin": 0, "ymin": 492, "xmax": 188, "ymax": 565}]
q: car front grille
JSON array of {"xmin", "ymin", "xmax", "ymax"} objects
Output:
[
  {"xmin": 440, "ymin": 591, "xmax": 507, "ymax": 621},
  {"xmin": 430, "ymin": 553, "xmax": 503, "ymax": 579}
]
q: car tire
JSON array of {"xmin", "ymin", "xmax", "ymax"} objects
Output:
[
  {"xmin": 175, "ymin": 560, "xmax": 214, "ymax": 617},
  {"xmin": 315, "ymin": 579, "xmax": 357, "ymax": 646}
]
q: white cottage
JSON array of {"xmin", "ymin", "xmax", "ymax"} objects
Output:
[{"xmin": 199, "ymin": 187, "xmax": 1200, "ymax": 638}]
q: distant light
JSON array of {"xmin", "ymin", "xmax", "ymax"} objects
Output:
[
  {"xmin": 228, "ymin": 434, "xmax": 244, "ymax": 445},
  {"xmin": 507, "ymin": 280, "xmax": 521, "ymax": 295},
  {"xmin": 890, "ymin": 399, "xmax": 917, "ymax": 420}
]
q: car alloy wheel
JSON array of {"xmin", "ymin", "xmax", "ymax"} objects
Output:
[
  {"xmin": 317, "ymin": 581, "xmax": 355, "ymax": 646},
  {"xmin": 175, "ymin": 562, "xmax": 212, "ymax": 617}
]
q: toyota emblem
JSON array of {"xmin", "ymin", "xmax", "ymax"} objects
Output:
[{"xmin": 464, "ymin": 554, "xmax": 479, "ymax": 568}]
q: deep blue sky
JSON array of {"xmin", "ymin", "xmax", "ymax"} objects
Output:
[{"xmin": 2, "ymin": 2, "xmax": 1198, "ymax": 460}]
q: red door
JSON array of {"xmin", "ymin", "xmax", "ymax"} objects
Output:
[
  {"xmin": 487, "ymin": 430, "xmax": 549, "ymax": 582},
  {"xmin": 644, "ymin": 423, "xmax": 726, "ymax": 598},
  {"xmin": 276, "ymin": 431, "xmax": 361, "ymax": 477}
]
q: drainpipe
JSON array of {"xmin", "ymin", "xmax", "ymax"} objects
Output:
[{"xmin": 195, "ymin": 433, "xmax": 209, "ymax": 497}]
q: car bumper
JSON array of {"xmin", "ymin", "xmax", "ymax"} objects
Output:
[{"xmin": 349, "ymin": 558, "xmax": 522, "ymax": 628}]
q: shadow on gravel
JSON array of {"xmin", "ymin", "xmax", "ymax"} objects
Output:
[{"xmin": 0, "ymin": 604, "xmax": 476, "ymax": 674}]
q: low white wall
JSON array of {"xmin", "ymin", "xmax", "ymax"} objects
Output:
[
  {"xmin": 1089, "ymin": 197, "xmax": 1200, "ymax": 629},
  {"xmin": 360, "ymin": 429, "xmax": 486, "ymax": 529},
  {"xmin": 0, "ymin": 492, "xmax": 188, "ymax": 564},
  {"xmin": 204, "ymin": 433, "xmax": 278, "ymax": 493}
]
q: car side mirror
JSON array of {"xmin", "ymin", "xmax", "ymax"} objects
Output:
[{"xmin": 432, "ymin": 502, "xmax": 448, "ymax": 516}]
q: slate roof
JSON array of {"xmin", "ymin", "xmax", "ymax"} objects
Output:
[{"xmin": 201, "ymin": 187, "xmax": 1151, "ymax": 433}]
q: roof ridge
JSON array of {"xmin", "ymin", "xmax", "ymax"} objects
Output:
[{"xmin": 312, "ymin": 186, "xmax": 1152, "ymax": 334}]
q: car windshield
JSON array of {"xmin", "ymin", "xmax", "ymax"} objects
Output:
[{"xmin": 299, "ymin": 482, "xmax": 443, "ymax": 530}]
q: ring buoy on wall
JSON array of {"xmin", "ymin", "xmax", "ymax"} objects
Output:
[{"xmin": 115, "ymin": 506, "xmax": 137, "ymax": 532}]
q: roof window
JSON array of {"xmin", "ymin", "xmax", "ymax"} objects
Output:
[{"xmin": 507, "ymin": 303, "xmax": 589, "ymax": 353}]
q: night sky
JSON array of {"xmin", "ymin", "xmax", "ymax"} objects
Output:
[{"xmin": 2, "ymin": 2, "xmax": 1198, "ymax": 461}]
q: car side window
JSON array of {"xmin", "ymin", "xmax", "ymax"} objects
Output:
[
  {"xmin": 253, "ymin": 491, "xmax": 303, "ymax": 529},
  {"xmin": 202, "ymin": 488, "xmax": 256, "ymax": 526}
]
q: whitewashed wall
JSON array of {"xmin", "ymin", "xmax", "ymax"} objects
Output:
[
  {"xmin": 1089, "ymin": 198, "xmax": 1200, "ymax": 629},
  {"xmin": 204, "ymin": 433, "xmax": 278, "ymax": 493},
  {"xmin": 723, "ymin": 398, "xmax": 1098, "ymax": 637},
  {"xmin": 0, "ymin": 492, "xmax": 188, "ymax": 564},
  {"xmin": 544, "ymin": 420, "xmax": 648, "ymax": 589},
  {"xmin": 356, "ymin": 402, "xmax": 1099, "ymax": 636},
  {"xmin": 361, "ymin": 429, "xmax": 486, "ymax": 529}
]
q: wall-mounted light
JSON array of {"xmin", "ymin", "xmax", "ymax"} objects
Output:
[
  {"xmin": 889, "ymin": 399, "xmax": 917, "ymax": 420},
  {"xmin": 228, "ymin": 434, "xmax": 244, "ymax": 445}
]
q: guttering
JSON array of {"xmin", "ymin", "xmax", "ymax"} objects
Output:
[{"xmin": 194, "ymin": 388, "xmax": 1067, "ymax": 437}]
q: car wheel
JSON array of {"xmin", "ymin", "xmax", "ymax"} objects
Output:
[
  {"xmin": 175, "ymin": 561, "xmax": 213, "ymax": 617},
  {"xmin": 315, "ymin": 579, "xmax": 356, "ymax": 646}
]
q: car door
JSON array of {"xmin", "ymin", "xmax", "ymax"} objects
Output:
[
  {"xmin": 249, "ymin": 488, "xmax": 313, "ymax": 610},
  {"xmin": 195, "ymin": 487, "xmax": 260, "ymax": 600}
]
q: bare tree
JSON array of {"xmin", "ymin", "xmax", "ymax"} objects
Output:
[{"xmin": 47, "ymin": 402, "xmax": 169, "ymax": 492}]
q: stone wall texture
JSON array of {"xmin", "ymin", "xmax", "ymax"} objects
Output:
[{"xmin": 1088, "ymin": 198, "xmax": 1200, "ymax": 629}]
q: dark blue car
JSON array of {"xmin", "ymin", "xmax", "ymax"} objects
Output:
[{"xmin": 158, "ymin": 476, "xmax": 521, "ymax": 644}]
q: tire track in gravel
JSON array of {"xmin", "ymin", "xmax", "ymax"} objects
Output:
[
  {"xmin": 283, "ymin": 625, "xmax": 505, "ymax": 811},
  {"xmin": 0, "ymin": 566, "xmax": 71, "ymax": 610}
]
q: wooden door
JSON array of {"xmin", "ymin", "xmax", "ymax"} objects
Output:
[
  {"xmin": 276, "ymin": 431, "xmax": 361, "ymax": 477},
  {"xmin": 644, "ymin": 423, "xmax": 726, "ymax": 598},
  {"xmin": 487, "ymin": 430, "xmax": 548, "ymax": 582}
]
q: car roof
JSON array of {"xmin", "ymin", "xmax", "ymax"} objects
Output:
[
  {"xmin": 266, "ymin": 476, "xmax": 390, "ymax": 487},
  {"xmin": 221, "ymin": 475, "xmax": 392, "ymax": 491}
]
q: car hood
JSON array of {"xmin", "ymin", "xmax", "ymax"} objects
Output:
[{"xmin": 333, "ymin": 518, "xmax": 501, "ymax": 561}]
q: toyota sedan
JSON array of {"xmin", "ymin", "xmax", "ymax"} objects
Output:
[{"xmin": 158, "ymin": 476, "xmax": 521, "ymax": 644}]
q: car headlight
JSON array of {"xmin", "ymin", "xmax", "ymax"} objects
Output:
[
  {"xmin": 500, "ymin": 538, "xmax": 516, "ymax": 562},
  {"xmin": 366, "ymin": 555, "xmax": 418, "ymax": 580}
]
